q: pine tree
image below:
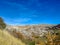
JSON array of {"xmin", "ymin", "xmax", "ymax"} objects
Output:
[{"xmin": 0, "ymin": 17, "xmax": 6, "ymax": 29}]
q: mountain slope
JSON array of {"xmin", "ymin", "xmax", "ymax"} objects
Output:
[{"xmin": 0, "ymin": 29, "xmax": 25, "ymax": 45}]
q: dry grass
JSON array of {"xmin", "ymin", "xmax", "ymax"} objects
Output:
[{"xmin": 0, "ymin": 29, "xmax": 25, "ymax": 45}]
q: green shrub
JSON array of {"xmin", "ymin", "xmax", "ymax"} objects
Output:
[{"xmin": 28, "ymin": 41, "xmax": 35, "ymax": 45}]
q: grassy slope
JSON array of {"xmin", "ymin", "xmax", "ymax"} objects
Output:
[{"xmin": 0, "ymin": 30, "xmax": 25, "ymax": 45}]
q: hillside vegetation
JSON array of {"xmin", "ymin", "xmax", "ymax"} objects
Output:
[
  {"xmin": 6, "ymin": 24, "xmax": 60, "ymax": 45},
  {"xmin": 0, "ymin": 29, "xmax": 25, "ymax": 45}
]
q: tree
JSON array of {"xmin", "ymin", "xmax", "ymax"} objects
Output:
[{"xmin": 0, "ymin": 17, "xmax": 6, "ymax": 29}]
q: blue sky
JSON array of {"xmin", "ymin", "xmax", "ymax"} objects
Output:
[{"xmin": 0, "ymin": 0, "xmax": 60, "ymax": 25}]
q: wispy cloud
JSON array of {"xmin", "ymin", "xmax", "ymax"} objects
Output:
[
  {"xmin": 13, "ymin": 18, "xmax": 32, "ymax": 23},
  {"xmin": 0, "ymin": 0, "xmax": 59, "ymax": 25},
  {"xmin": 4, "ymin": 17, "xmax": 32, "ymax": 25},
  {"xmin": 3, "ymin": 1, "xmax": 39, "ymax": 17}
]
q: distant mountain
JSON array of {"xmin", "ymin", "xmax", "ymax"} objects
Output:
[{"xmin": 51, "ymin": 24, "xmax": 60, "ymax": 30}]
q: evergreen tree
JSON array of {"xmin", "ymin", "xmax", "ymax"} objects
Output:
[{"xmin": 0, "ymin": 17, "xmax": 6, "ymax": 29}]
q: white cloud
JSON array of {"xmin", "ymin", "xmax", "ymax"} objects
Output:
[
  {"xmin": 4, "ymin": 18, "xmax": 32, "ymax": 25},
  {"xmin": 13, "ymin": 18, "xmax": 32, "ymax": 23}
]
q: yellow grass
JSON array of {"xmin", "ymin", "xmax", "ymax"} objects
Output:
[{"xmin": 0, "ymin": 30, "xmax": 25, "ymax": 45}]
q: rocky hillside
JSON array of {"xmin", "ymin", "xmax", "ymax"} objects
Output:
[
  {"xmin": 5, "ymin": 24, "xmax": 55, "ymax": 40},
  {"xmin": 5, "ymin": 24, "xmax": 60, "ymax": 45}
]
